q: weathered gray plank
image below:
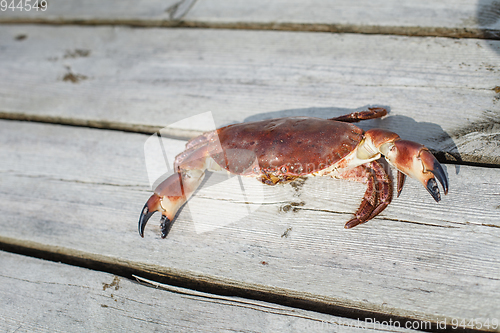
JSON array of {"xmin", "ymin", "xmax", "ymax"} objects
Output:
[
  {"xmin": 0, "ymin": 0, "xmax": 498, "ymax": 39},
  {"xmin": 0, "ymin": 120, "xmax": 499, "ymax": 330},
  {"xmin": 0, "ymin": 25, "xmax": 498, "ymax": 165},
  {"xmin": 2, "ymin": 251, "xmax": 419, "ymax": 333}
]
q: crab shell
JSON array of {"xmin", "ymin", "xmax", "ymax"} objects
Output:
[{"xmin": 210, "ymin": 116, "xmax": 367, "ymax": 183}]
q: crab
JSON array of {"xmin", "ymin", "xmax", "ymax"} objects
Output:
[{"xmin": 139, "ymin": 107, "xmax": 448, "ymax": 238}]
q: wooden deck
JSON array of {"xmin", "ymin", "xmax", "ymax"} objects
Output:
[{"xmin": 1, "ymin": 1, "xmax": 499, "ymax": 332}]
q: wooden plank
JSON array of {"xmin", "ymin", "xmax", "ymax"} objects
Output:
[
  {"xmin": 0, "ymin": 26, "xmax": 498, "ymax": 165},
  {"xmin": 0, "ymin": 0, "xmax": 498, "ymax": 39},
  {"xmin": 0, "ymin": 120, "xmax": 499, "ymax": 330},
  {"xmin": 2, "ymin": 251, "xmax": 420, "ymax": 333}
]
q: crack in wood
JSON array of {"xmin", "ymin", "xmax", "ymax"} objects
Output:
[
  {"xmin": 137, "ymin": 275, "xmax": 397, "ymax": 331},
  {"xmin": 0, "ymin": 273, "xmax": 90, "ymax": 289},
  {"xmin": 0, "ymin": 171, "xmax": 147, "ymax": 190},
  {"xmin": 0, "ymin": 113, "xmax": 200, "ymax": 139}
]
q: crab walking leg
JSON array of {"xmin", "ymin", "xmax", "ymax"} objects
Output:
[
  {"xmin": 341, "ymin": 161, "xmax": 393, "ymax": 229},
  {"xmin": 139, "ymin": 143, "xmax": 216, "ymax": 238},
  {"xmin": 329, "ymin": 107, "xmax": 387, "ymax": 123},
  {"xmin": 365, "ymin": 161, "xmax": 393, "ymax": 220}
]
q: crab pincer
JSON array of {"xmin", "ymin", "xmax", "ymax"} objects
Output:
[
  {"xmin": 380, "ymin": 139, "xmax": 449, "ymax": 202},
  {"xmin": 139, "ymin": 193, "xmax": 174, "ymax": 239}
]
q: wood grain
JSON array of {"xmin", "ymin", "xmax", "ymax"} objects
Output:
[
  {"xmin": 2, "ymin": 251, "xmax": 421, "ymax": 333},
  {"xmin": 0, "ymin": 0, "xmax": 498, "ymax": 39},
  {"xmin": 0, "ymin": 25, "xmax": 499, "ymax": 165},
  {"xmin": 1, "ymin": 120, "xmax": 499, "ymax": 330}
]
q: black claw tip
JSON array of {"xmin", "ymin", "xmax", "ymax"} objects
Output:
[
  {"xmin": 160, "ymin": 215, "xmax": 173, "ymax": 239},
  {"xmin": 138, "ymin": 204, "xmax": 155, "ymax": 238},
  {"xmin": 397, "ymin": 171, "xmax": 406, "ymax": 198},
  {"xmin": 426, "ymin": 178, "xmax": 441, "ymax": 202},
  {"xmin": 431, "ymin": 161, "xmax": 449, "ymax": 196}
]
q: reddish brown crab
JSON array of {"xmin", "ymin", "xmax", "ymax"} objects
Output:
[{"xmin": 139, "ymin": 108, "xmax": 448, "ymax": 238}]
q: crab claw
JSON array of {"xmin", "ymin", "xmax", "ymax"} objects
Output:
[
  {"xmin": 139, "ymin": 190, "xmax": 177, "ymax": 238},
  {"xmin": 381, "ymin": 140, "xmax": 448, "ymax": 202},
  {"xmin": 138, "ymin": 193, "xmax": 176, "ymax": 238},
  {"xmin": 139, "ymin": 169, "xmax": 202, "ymax": 238},
  {"xmin": 138, "ymin": 193, "xmax": 160, "ymax": 238},
  {"xmin": 418, "ymin": 147, "xmax": 449, "ymax": 201}
]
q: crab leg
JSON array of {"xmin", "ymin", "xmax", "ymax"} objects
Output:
[
  {"xmin": 139, "ymin": 142, "xmax": 216, "ymax": 238},
  {"xmin": 342, "ymin": 161, "xmax": 393, "ymax": 228},
  {"xmin": 329, "ymin": 107, "xmax": 387, "ymax": 123}
]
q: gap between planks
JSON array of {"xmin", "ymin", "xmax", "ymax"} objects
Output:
[
  {"xmin": 0, "ymin": 19, "xmax": 498, "ymax": 40},
  {"xmin": 0, "ymin": 111, "xmax": 199, "ymax": 140}
]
